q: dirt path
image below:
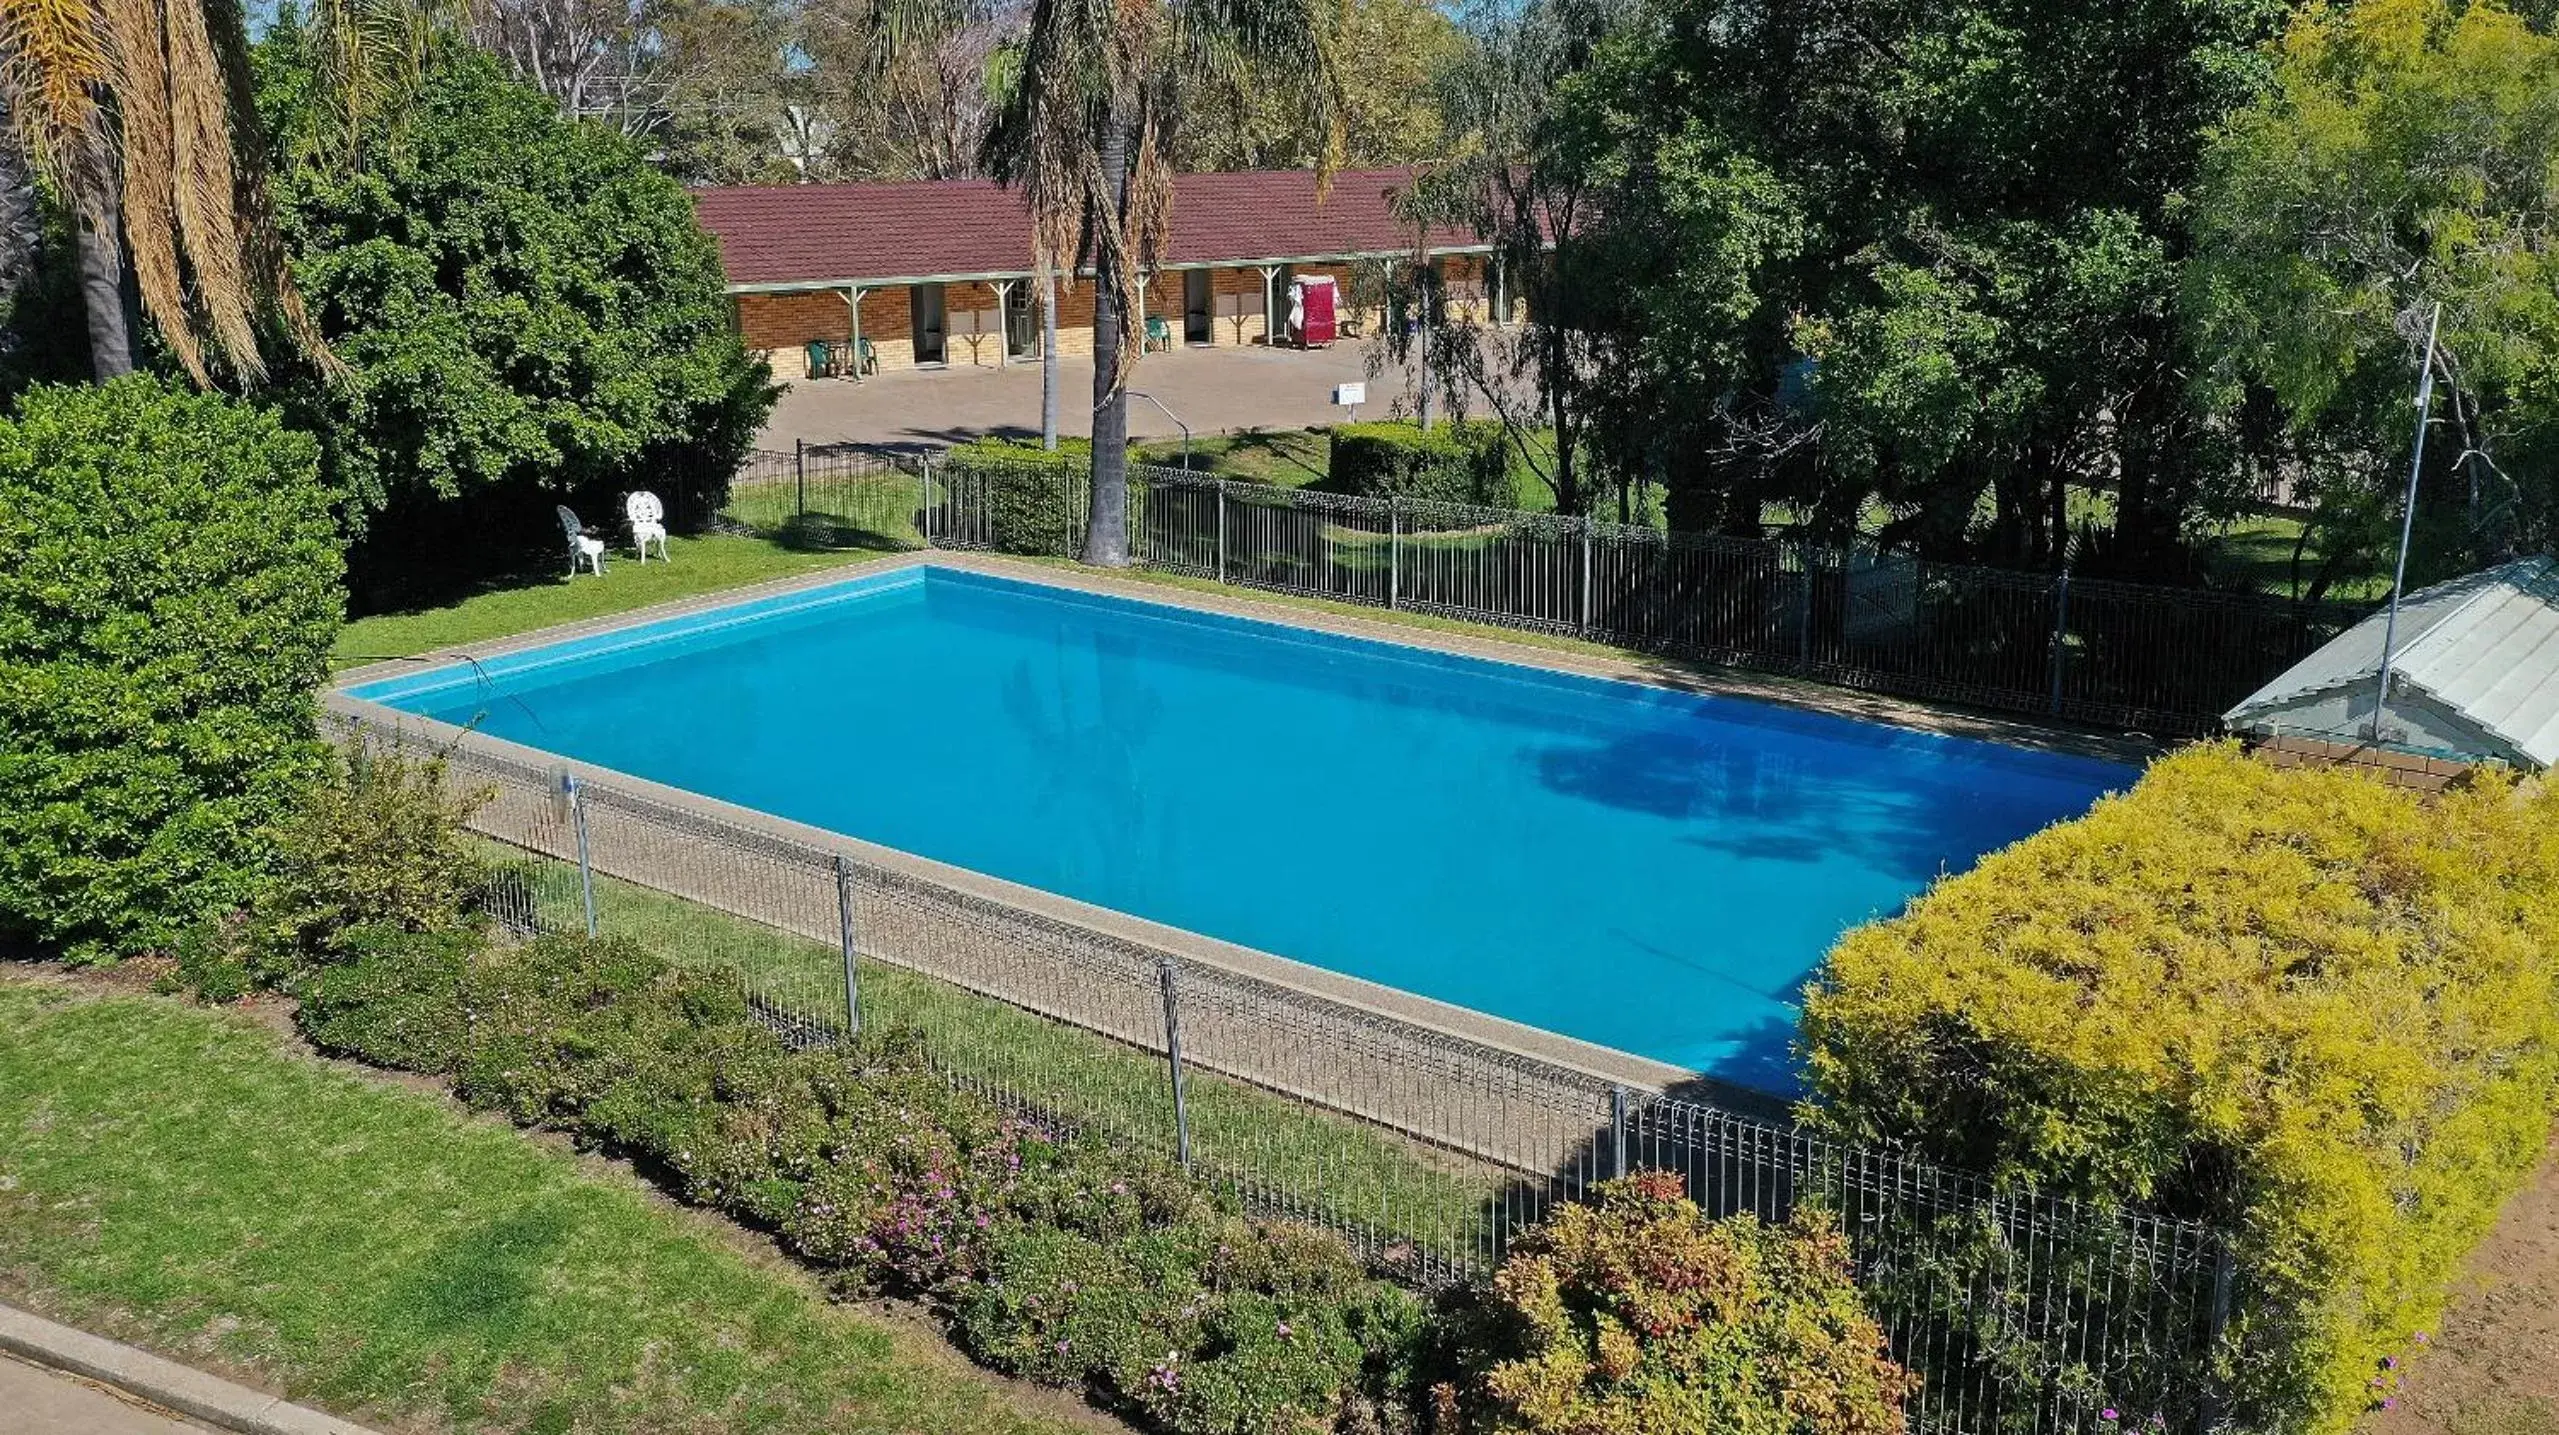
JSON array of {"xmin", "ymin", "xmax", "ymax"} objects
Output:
[{"xmin": 2363, "ymin": 1134, "xmax": 2559, "ymax": 1435}]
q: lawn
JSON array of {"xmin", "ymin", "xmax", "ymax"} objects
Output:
[
  {"xmin": 494, "ymin": 854, "xmax": 1512, "ymax": 1272},
  {"xmin": 335, "ymin": 533, "xmax": 900, "ymax": 667},
  {"xmin": 0, "ymin": 974, "xmax": 1082, "ymax": 1435},
  {"xmin": 1133, "ymin": 425, "xmax": 1580, "ymax": 516}
]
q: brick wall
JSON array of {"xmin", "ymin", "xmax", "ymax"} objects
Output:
[
  {"xmin": 2247, "ymin": 734, "xmax": 2481, "ymax": 794},
  {"xmin": 1211, "ymin": 267, "xmax": 1269, "ymax": 345},
  {"xmin": 945, "ymin": 279, "xmax": 1016, "ymax": 368},
  {"xmin": 736, "ymin": 286, "xmax": 917, "ymax": 377}
]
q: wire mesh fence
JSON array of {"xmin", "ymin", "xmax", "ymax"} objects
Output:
[
  {"xmin": 926, "ymin": 454, "xmax": 2362, "ymax": 736},
  {"xmin": 702, "ymin": 444, "xmax": 937, "ymax": 552},
  {"xmin": 331, "ymin": 708, "xmax": 2239, "ymax": 1434}
]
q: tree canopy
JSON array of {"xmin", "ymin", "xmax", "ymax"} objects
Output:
[
  {"xmin": 256, "ymin": 33, "xmax": 773, "ymax": 599},
  {"xmin": 2189, "ymin": 0, "xmax": 2559, "ymax": 590}
]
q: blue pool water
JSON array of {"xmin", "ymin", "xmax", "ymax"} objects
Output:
[{"xmin": 352, "ymin": 566, "xmax": 2125, "ymax": 1089}]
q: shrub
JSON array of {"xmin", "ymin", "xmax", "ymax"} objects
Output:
[
  {"xmin": 1327, "ymin": 421, "xmax": 1514, "ymax": 508},
  {"xmin": 1800, "ymin": 744, "xmax": 2559, "ymax": 1433},
  {"xmin": 1434, "ymin": 1171, "xmax": 1912, "ymax": 1435},
  {"xmin": 241, "ymin": 740, "xmax": 489, "ymax": 984},
  {"xmin": 947, "ymin": 437, "xmax": 1090, "ymax": 556},
  {"xmin": 0, "ymin": 377, "xmax": 342, "ymax": 962},
  {"xmin": 297, "ymin": 924, "xmax": 478, "ymax": 1072}
]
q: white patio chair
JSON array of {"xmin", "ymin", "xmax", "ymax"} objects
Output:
[
  {"xmin": 558, "ymin": 505, "xmax": 607, "ymax": 577},
  {"xmin": 624, "ymin": 490, "xmax": 669, "ymax": 562}
]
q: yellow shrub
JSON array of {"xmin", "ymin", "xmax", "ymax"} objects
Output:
[{"xmin": 1800, "ymin": 743, "xmax": 2559, "ymax": 1433}]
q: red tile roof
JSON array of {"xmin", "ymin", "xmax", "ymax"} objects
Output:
[{"xmin": 693, "ymin": 168, "xmax": 1484, "ymax": 290}]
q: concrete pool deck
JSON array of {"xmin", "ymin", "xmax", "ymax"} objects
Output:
[{"xmin": 333, "ymin": 551, "xmax": 2153, "ymax": 1159}]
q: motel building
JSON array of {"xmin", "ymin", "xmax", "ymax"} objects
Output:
[{"xmin": 691, "ymin": 167, "xmax": 1508, "ymax": 381}]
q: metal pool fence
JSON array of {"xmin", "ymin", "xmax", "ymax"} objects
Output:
[
  {"xmin": 334, "ymin": 710, "xmax": 2240, "ymax": 1435},
  {"xmin": 923, "ymin": 453, "xmax": 2364, "ymax": 737}
]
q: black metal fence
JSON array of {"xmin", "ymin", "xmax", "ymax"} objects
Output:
[
  {"xmin": 924, "ymin": 454, "xmax": 2363, "ymax": 736},
  {"xmin": 334, "ymin": 710, "xmax": 2238, "ymax": 1435}
]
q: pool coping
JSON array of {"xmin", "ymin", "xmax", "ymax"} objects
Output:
[{"xmin": 330, "ymin": 550, "xmax": 2147, "ymax": 1107}]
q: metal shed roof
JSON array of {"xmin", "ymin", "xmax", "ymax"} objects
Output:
[{"xmin": 2226, "ymin": 555, "xmax": 2559, "ymax": 766}]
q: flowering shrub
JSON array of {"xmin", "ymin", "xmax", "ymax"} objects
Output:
[
  {"xmin": 1802, "ymin": 744, "xmax": 2559, "ymax": 1432},
  {"xmin": 1436, "ymin": 1171, "xmax": 1913, "ymax": 1435},
  {"xmin": 276, "ymin": 921, "xmax": 1416, "ymax": 1435}
]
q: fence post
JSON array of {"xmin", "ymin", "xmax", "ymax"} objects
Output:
[
  {"xmin": 1795, "ymin": 544, "xmax": 1815, "ymax": 664},
  {"xmin": 834, "ymin": 854, "xmax": 861, "ymax": 1038},
  {"xmin": 1216, "ymin": 479, "xmax": 1229, "ymax": 585},
  {"xmin": 1157, "ymin": 957, "xmax": 1193, "ymax": 1171},
  {"xmin": 2047, "ymin": 563, "xmax": 2074, "ymax": 716},
  {"xmin": 1580, "ymin": 519, "xmax": 1595, "ymax": 636},
  {"xmin": 1389, "ymin": 498, "xmax": 1402, "ymax": 610},
  {"xmin": 916, "ymin": 456, "xmax": 931, "ymax": 547},
  {"xmin": 2200, "ymin": 1241, "xmax": 2237, "ymax": 1433},
  {"xmin": 565, "ymin": 774, "xmax": 598, "ymax": 938},
  {"xmin": 1610, "ymin": 1084, "xmax": 1629, "ymax": 1179},
  {"xmin": 795, "ymin": 437, "xmax": 807, "ymax": 519}
]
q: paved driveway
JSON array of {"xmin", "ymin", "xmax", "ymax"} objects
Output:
[{"xmin": 761, "ymin": 341, "xmax": 1429, "ymax": 452}]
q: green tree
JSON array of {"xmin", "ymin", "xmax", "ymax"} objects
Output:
[
  {"xmin": 1440, "ymin": 0, "xmax": 2289, "ymax": 568},
  {"xmin": 258, "ymin": 40, "xmax": 775, "ymax": 601},
  {"xmin": 2189, "ymin": 0, "xmax": 2559, "ymax": 589},
  {"xmin": 1170, "ymin": 0, "xmax": 1462, "ymax": 171},
  {"xmin": 971, "ymin": 0, "xmax": 1338, "ymax": 565}
]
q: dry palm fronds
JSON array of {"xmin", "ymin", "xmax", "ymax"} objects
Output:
[
  {"xmin": 161, "ymin": 0, "xmax": 258, "ymax": 376},
  {"xmin": 0, "ymin": 0, "xmax": 108, "ymax": 189},
  {"xmin": 2, "ymin": 0, "xmax": 339, "ymax": 383},
  {"xmin": 98, "ymin": 0, "xmax": 205, "ymax": 380}
]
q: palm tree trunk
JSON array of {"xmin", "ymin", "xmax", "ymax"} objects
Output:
[
  {"xmin": 1041, "ymin": 266, "xmax": 1059, "ymax": 451},
  {"xmin": 74, "ymin": 175, "xmax": 133, "ymax": 380},
  {"xmin": 1082, "ymin": 103, "xmax": 1131, "ymax": 567}
]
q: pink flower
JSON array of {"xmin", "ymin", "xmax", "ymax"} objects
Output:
[{"xmin": 2102, "ymin": 1410, "xmax": 2119, "ymax": 1423}]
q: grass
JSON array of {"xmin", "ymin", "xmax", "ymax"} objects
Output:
[
  {"xmin": 543, "ymin": 862, "xmax": 1511, "ymax": 1265},
  {"xmin": 335, "ymin": 533, "xmax": 901, "ymax": 668},
  {"xmin": 0, "ymin": 974, "xmax": 1080, "ymax": 1435},
  {"xmin": 1132, "ymin": 425, "xmax": 1576, "ymax": 516},
  {"xmin": 2195, "ymin": 514, "xmax": 2394, "ymax": 603},
  {"xmin": 1134, "ymin": 429, "xmax": 1331, "ymax": 488}
]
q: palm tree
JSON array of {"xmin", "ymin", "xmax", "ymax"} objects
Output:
[
  {"xmin": 976, "ymin": 0, "xmax": 1339, "ymax": 565},
  {"xmin": 0, "ymin": 0, "xmax": 411, "ymax": 383}
]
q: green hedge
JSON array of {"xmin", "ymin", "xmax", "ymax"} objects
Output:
[
  {"xmin": 1800, "ymin": 745, "xmax": 2559, "ymax": 1433},
  {"xmin": 291, "ymin": 922, "xmax": 1418, "ymax": 1435},
  {"xmin": 1327, "ymin": 421, "xmax": 1515, "ymax": 508},
  {"xmin": 947, "ymin": 437, "xmax": 1090, "ymax": 556},
  {"xmin": 0, "ymin": 378, "xmax": 343, "ymax": 962}
]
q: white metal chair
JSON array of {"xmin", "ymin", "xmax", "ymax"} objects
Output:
[
  {"xmin": 558, "ymin": 505, "xmax": 607, "ymax": 576},
  {"xmin": 624, "ymin": 490, "xmax": 668, "ymax": 562}
]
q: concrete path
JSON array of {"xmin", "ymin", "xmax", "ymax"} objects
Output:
[
  {"xmin": 762, "ymin": 342, "xmax": 1423, "ymax": 451},
  {"xmin": 1, "ymin": 1351, "xmax": 216, "ymax": 1434},
  {"xmin": 0, "ymin": 1304, "xmax": 375, "ymax": 1435}
]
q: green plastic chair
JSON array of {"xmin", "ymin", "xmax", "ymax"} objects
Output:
[
  {"xmin": 857, "ymin": 337, "xmax": 878, "ymax": 375},
  {"xmin": 804, "ymin": 339, "xmax": 833, "ymax": 379},
  {"xmin": 1144, "ymin": 315, "xmax": 1173, "ymax": 352}
]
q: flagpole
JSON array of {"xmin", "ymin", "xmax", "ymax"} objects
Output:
[{"xmin": 2370, "ymin": 302, "xmax": 2442, "ymax": 741}]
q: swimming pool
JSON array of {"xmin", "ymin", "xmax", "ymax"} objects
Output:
[{"xmin": 350, "ymin": 564, "xmax": 2126, "ymax": 1089}]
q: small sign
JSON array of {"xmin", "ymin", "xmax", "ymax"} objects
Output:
[{"xmin": 1332, "ymin": 382, "xmax": 1367, "ymax": 407}]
